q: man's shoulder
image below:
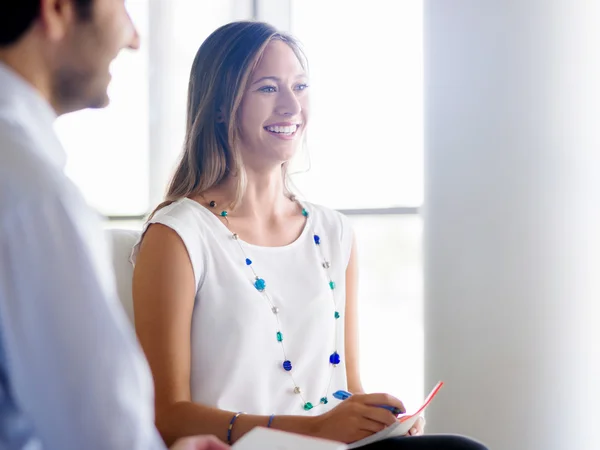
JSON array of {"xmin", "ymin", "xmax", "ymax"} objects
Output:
[{"xmin": 0, "ymin": 118, "xmax": 67, "ymax": 212}]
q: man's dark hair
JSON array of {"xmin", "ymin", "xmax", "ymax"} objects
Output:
[{"xmin": 0, "ymin": 0, "xmax": 94, "ymax": 46}]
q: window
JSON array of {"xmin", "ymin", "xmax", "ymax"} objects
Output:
[
  {"xmin": 289, "ymin": 0, "xmax": 424, "ymax": 210},
  {"xmin": 55, "ymin": 0, "xmax": 150, "ymax": 217},
  {"xmin": 56, "ymin": 0, "xmax": 239, "ymax": 216}
]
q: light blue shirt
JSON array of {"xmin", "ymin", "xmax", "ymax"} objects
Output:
[{"xmin": 0, "ymin": 63, "xmax": 165, "ymax": 450}]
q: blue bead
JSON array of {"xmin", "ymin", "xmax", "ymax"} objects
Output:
[
  {"xmin": 245, "ymin": 258, "xmax": 252, "ymax": 266},
  {"xmin": 220, "ymin": 211, "xmax": 228, "ymax": 217},
  {"xmin": 334, "ymin": 311, "xmax": 340, "ymax": 319},
  {"xmin": 329, "ymin": 352, "xmax": 341, "ymax": 365},
  {"xmin": 302, "ymin": 209, "xmax": 309, "ymax": 217},
  {"xmin": 283, "ymin": 360, "xmax": 292, "ymax": 371},
  {"xmin": 313, "ymin": 235, "xmax": 321, "ymax": 245},
  {"xmin": 329, "ymin": 281, "xmax": 336, "ymax": 290},
  {"xmin": 320, "ymin": 397, "xmax": 328, "ymax": 405},
  {"xmin": 254, "ymin": 278, "xmax": 266, "ymax": 291}
]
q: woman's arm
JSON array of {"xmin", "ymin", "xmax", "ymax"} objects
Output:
[
  {"xmin": 132, "ymin": 224, "xmax": 316, "ymax": 446},
  {"xmin": 344, "ymin": 235, "xmax": 366, "ymax": 395}
]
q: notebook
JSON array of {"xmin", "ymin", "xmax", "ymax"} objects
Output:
[
  {"xmin": 347, "ymin": 381, "xmax": 444, "ymax": 449},
  {"xmin": 232, "ymin": 426, "xmax": 347, "ymax": 450}
]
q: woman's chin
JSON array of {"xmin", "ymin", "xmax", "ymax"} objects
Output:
[{"xmin": 265, "ymin": 145, "xmax": 300, "ymax": 164}]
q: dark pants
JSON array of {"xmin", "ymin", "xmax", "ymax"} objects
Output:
[{"xmin": 360, "ymin": 434, "xmax": 488, "ymax": 450}]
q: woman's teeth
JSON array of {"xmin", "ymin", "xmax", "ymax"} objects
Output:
[{"xmin": 265, "ymin": 125, "xmax": 298, "ymax": 135}]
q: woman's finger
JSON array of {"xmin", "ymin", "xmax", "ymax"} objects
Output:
[
  {"xmin": 355, "ymin": 393, "xmax": 406, "ymax": 414},
  {"xmin": 409, "ymin": 417, "xmax": 425, "ymax": 436},
  {"xmin": 359, "ymin": 404, "xmax": 399, "ymax": 427},
  {"xmin": 358, "ymin": 417, "xmax": 388, "ymax": 434}
]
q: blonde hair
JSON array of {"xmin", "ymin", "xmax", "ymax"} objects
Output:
[{"xmin": 150, "ymin": 21, "xmax": 307, "ymax": 218}]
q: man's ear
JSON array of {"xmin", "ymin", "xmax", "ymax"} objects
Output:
[{"xmin": 39, "ymin": 0, "xmax": 76, "ymax": 42}]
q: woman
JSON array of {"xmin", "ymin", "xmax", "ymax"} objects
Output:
[{"xmin": 131, "ymin": 21, "xmax": 487, "ymax": 450}]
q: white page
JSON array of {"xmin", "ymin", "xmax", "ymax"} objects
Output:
[{"xmin": 233, "ymin": 427, "xmax": 347, "ymax": 450}]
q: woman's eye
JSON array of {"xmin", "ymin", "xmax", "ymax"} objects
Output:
[
  {"xmin": 259, "ymin": 86, "xmax": 277, "ymax": 93},
  {"xmin": 295, "ymin": 83, "xmax": 309, "ymax": 91}
]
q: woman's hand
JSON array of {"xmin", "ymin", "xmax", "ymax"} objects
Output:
[
  {"xmin": 169, "ymin": 435, "xmax": 229, "ymax": 450},
  {"xmin": 406, "ymin": 416, "xmax": 425, "ymax": 436},
  {"xmin": 312, "ymin": 393, "xmax": 405, "ymax": 443}
]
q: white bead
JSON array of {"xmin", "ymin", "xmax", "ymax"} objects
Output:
[
  {"xmin": 294, "ymin": 386, "xmax": 301, "ymax": 394},
  {"xmin": 322, "ymin": 261, "xmax": 331, "ymax": 269},
  {"xmin": 272, "ymin": 306, "xmax": 279, "ymax": 314}
]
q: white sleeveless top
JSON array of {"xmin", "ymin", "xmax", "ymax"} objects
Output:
[{"xmin": 131, "ymin": 198, "xmax": 354, "ymax": 416}]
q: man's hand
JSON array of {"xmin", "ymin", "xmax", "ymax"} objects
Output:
[{"xmin": 170, "ymin": 435, "xmax": 230, "ymax": 450}]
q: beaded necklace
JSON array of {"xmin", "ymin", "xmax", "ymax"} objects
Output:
[{"xmin": 206, "ymin": 196, "xmax": 342, "ymax": 412}]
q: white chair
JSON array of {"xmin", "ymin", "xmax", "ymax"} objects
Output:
[{"xmin": 106, "ymin": 228, "xmax": 141, "ymax": 325}]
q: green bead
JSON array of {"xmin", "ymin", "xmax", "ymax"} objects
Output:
[
  {"xmin": 329, "ymin": 281, "xmax": 336, "ymax": 290},
  {"xmin": 302, "ymin": 209, "xmax": 309, "ymax": 217},
  {"xmin": 276, "ymin": 331, "xmax": 283, "ymax": 342},
  {"xmin": 320, "ymin": 397, "xmax": 328, "ymax": 404},
  {"xmin": 303, "ymin": 402, "xmax": 314, "ymax": 411},
  {"xmin": 334, "ymin": 311, "xmax": 340, "ymax": 319},
  {"xmin": 220, "ymin": 210, "xmax": 228, "ymax": 217}
]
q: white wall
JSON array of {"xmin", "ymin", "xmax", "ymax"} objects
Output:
[{"xmin": 424, "ymin": 1, "xmax": 600, "ymax": 448}]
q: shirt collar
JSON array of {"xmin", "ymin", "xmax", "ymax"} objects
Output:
[{"xmin": 0, "ymin": 62, "xmax": 67, "ymax": 170}]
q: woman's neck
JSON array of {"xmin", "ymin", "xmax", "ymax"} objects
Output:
[{"xmin": 211, "ymin": 166, "xmax": 295, "ymax": 220}]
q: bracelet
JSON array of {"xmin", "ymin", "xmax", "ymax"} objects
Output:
[
  {"xmin": 227, "ymin": 411, "xmax": 244, "ymax": 445},
  {"xmin": 267, "ymin": 414, "xmax": 275, "ymax": 428}
]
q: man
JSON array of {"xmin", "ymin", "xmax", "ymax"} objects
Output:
[{"xmin": 0, "ymin": 1, "xmax": 227, "ymax": 449}]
